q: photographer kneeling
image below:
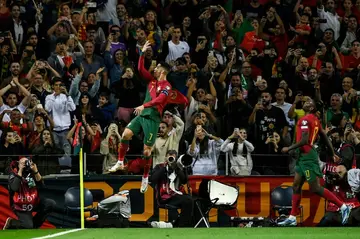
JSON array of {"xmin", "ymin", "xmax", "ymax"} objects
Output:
[
  {"xmin": 3, "ymin": 157, "xmax": 55, "ymax": 229},
  {"xmin": 150, "ymin": 150, "xmax": 194, "ymax": 228}
]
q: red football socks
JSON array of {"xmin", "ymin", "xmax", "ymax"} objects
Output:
[
  {"xmin": 118, "ymin": 140, "xmax": 129, "ymax": 162},
  {"xmin": 290, "ymin": 193, "xmax": 301, "ymax": 216},
  {"xmin": 322, "ymin": 188, "xmax": 343, "ymax": 208},
  {"xmin": 143, "ymin": 156, "xmax": 152, "ymax": 178}
]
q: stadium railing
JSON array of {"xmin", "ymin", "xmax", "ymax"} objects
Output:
[{"xmin": 0, "ymin": 152, "xmax": 317, "ymax": 176}]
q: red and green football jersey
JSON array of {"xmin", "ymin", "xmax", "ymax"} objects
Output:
[{"xmin": 296, "ymin": 113, "xmax": 321, "ymax": 154}]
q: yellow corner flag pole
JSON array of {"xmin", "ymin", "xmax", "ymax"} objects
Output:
[{"xmin": 79, "ymin": 147, "xmax": 85, "ymax": 229}]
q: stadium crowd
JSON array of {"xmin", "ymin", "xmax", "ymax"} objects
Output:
[{"xmin": 0, "ymin": 0, "xmax": 358, "ymax": 182}]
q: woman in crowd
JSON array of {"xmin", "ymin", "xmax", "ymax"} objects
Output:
[
  {"xmin": 32, "ymin": 128, "xmax": 63, "ymax": 175},
  {"xmin": 27, "ymin": 111, "xmax": 54, "ymax": 151},
  {"xmin": 220, "ymin": 128, "xmax": 254, "ymax": 176},
  {"xmin": 187, "ymin": 125, "xmax": 223, "ymax": 175},
  {"xmin": 0, "ymin": 129, "xmax": 25, "ymax": 173},
  {"xmin": 100, "ymin": 122, "xmax": 122, "ymax": 174}
]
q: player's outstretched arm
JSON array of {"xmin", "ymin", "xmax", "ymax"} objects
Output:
[
  {"xmin": 138, "ymin": 41, "xmax": 154, "ymax": 82},
  {"xmin": 143, "ymin": 89, "xmax": 169, "ymax": 108}
]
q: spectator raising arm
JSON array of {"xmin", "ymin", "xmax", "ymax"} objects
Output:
[
  {"xmin": 88, "ymin": 67, "xmax": 104, "ymax": 98},
  {"xmin": 12, "ymin": 77, "xmax": 31, "ymax": 107}
]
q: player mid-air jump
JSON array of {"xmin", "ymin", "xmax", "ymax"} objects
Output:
[{"xmin": 109, "ymin": 41, "xmax": 172, "ymax": 193}]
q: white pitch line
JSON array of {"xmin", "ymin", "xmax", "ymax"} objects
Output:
[{"xmin": 30, "ymin": 228, "xmax": 85, "ymax": 239}]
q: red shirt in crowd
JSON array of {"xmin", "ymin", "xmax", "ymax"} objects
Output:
[
  {"xmin": 240, "ymin": 31, "xmax": 265, "ymax": 53},
  {"xmin": 343, "ymin": 54, "xmax": 360, "ymax": 70},
  {"xmin": 269, "ymin": 34, "xmax": 288, "ymax": 58},
  {"xmin": 294, "ymin": 24, "xmax": 311, "ymax": 45}
]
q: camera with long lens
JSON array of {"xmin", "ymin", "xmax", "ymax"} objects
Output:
[
  {"xmin": 177, "ymin": 154, "xmax": 193, "ymax": 168},
  {"xmin": 24, "ymin": 159, "xmax": 32, "ymax": 172},
  {"xmin": 168, "ymin": 156, "xmax": 176, "ymax": 163},
  {"xmin": 23, "ymin": 159, "xmax": 36, "ymax": 188}
]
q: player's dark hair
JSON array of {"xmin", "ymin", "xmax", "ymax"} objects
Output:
[
  {"xmin": 310, "ymin": 100, "xmax": 317, "ymax": 113},
  {"xmin": 158, "ymin": 61, "xmax": 171, "ymax": 74}
]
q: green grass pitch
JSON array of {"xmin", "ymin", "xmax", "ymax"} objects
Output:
[{"xmin": 2, "ymin": 228, "xmax": 360, "ymax": 239}]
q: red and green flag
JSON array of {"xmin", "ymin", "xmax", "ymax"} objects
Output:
[
  {"xmin": 168, "ymin": 89, "xmax": 189, "ymax": 106},
  {"xmin": 72, "ymin": 122, "xmax": 82, "ymax": 155}
]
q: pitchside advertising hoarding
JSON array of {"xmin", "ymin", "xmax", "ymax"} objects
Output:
[{"xmin": 0, "ymin": 175, "xmax": 326, "ymax": 228}]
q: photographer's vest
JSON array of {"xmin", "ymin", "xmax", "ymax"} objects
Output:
[
  {"xmin": 323, "ymin": 144, "xmax": 359, "ymax": 211},
  {"xmin": 11, "ymin": 174, "xmax": 39, "ymax": 212},
  {"xmin": 156, "ymin": 164, "xmax": 185, "ymax": 201},
  {"xmin": 323, "ymin": 144, "xmax": 357, "ymax": 174},
  {"xmin": 325, "ymin": 183, "xmax": 360, "ymax": 212}
]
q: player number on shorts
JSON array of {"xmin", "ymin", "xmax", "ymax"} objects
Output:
[
  {"xmin": 305, "ymin": 170, "xmax": 310, "ymax": 179},
  {"xmin": 310, "ymin": 126, "xmax": 319, "ymax": 145}
]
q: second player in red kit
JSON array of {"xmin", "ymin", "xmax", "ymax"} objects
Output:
[{"xmin": 278, "ymin": 98, "xmax": 352, "ymax": 226}]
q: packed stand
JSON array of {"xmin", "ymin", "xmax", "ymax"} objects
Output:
[{"xmin": 0, "ymin": 0, "xmax": 359, "ymax": 177}]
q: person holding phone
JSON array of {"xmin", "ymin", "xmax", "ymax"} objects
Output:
[
  {"xmin": 221, "ymin": 128, "xmax": 254, "ymax": 176},
  {"xmin": 192, "ymin": 35, "xmax": 208, "ymax": 68},
  {"xmin": 45, "ymin": 78, "xmax": 76, "ymax": 157},
  {"xmin": 187, "ymin": 125, "xmax": 223, "ymax": 175},
  {"xmin": 106, "ymin": 25, "xmax": 126, "ymax": 55}
]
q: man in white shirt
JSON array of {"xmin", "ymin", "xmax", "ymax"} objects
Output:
[
  {"xmin": 0, "ymin": 77, "xmax": 31, "ymax": 122},
  {"xmin": 317, "ymin": 0, "xmax": 340, "ymax": 40},
  {"xmin": 45, "ymin": 78, "xmax": 76, "ymax": 155},
  {"xmin": 165, "ymin": 26, "xmax": 190, "ymax": 65}
]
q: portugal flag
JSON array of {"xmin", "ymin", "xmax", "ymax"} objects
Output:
[{"xmin": 167, "ymin": 89, "xmax": 188, "ymax": 106}]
